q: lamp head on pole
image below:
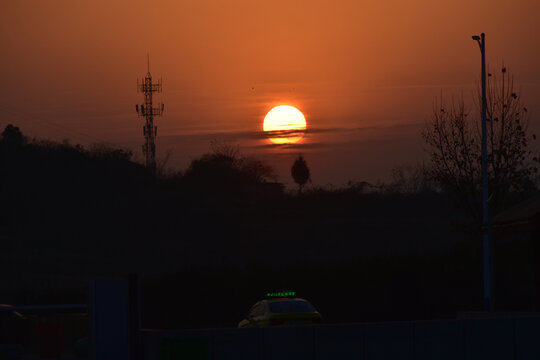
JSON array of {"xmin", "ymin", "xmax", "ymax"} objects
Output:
[{"xmin": 472, "ymin": 33, "xmax": 484, "ymax": 49}]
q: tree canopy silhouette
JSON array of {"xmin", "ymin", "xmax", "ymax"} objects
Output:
[
  {"xmin": 1, "ymin": 124, "xmax": 25, "ymax": 147},
  {"xmin": 182, "ymin": 141, "xmax": 276, "ymax": 197},
  {"xmin": 422, "ymin": 66, "xmax": 539, "ymax": 220},
  {"xmin": 291, "ymin": 155, "xmax": 310, "ymax": 194}
]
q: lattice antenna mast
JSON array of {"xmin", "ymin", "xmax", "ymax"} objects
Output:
[{"xmin": 136, "ymin": 56, "xmax": 164, "ymax": 173}]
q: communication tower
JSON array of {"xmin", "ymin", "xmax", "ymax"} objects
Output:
[{"xmin": 136, "ymin": 56, "xmax": 164, "ymax": 172}]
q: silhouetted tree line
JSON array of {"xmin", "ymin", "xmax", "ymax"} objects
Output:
[
  {"xmin": 0, "ymin": 125, "xmax": 150, "ymax": 238},
  {"xmin": 1, "ymin": 124, "xmax": 538, "ymax": 326},
  {"xmin": 179, "ymin": 140, "xmax": 277, "ymax": 202}
]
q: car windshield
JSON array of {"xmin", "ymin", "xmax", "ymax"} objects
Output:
[{"xmin": 268, "ymin": 300, "xmax": 315, "ymax": 314}]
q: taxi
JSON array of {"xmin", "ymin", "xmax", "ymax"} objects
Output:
[{"xmin": 238, "ymin": 291, "xmax": 322, "ymax": 328}]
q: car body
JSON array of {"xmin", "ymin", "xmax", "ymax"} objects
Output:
[{"xmin": 238, "ymin": 294, "xmax": 322, "ymax": 328}]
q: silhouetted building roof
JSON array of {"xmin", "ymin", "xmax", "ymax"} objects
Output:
[{"xmin": 493, "ymin": 194, "xmax": 540, "ymax": 226}]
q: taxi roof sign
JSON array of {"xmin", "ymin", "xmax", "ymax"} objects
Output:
[{"xmin": 266, "ymin": 291, "xmax": 296, "ymax": 298}]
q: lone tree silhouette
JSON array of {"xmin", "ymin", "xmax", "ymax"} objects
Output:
[
  {"xmin": 1, "ymin": 124, "xmax": 25, "ymax": 147},
  {"xmin": 291, "ymin": 155, "xmax": 310, "ymax": 194},
  {"xmin": 422, "ymin": 66, "xmax": 539, "ymax": 220}
]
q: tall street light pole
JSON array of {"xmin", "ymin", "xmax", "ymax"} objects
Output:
[{"xmin": 472, "ymin": 32, "xmax": 493, "ymax": 312}]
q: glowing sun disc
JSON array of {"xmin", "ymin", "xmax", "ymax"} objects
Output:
[{"xmin": 263, "ymin": 105, "xmax": 307, "ymax": 144}]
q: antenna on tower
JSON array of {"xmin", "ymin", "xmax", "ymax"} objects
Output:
[{"xmin": 136, "ymin": 55, "xmax": 164, "ymax": 174}]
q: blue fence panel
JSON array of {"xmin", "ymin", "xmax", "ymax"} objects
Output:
[
  {"xmin": 214, "ymin": 328, "xmax": 263, "ymax": 360},
  {"xmin": 414, "ymin": 320, "xmax": 465, "ymax": 360},
  {"xmin": 92, "ymin": 279, "xmax": 129, "ymax": 360},
  {"xmin": 314, "ymin": 323, "xmax": 364, "ymax": 360},
  {"xmin": 464, "ymin": 319, "xmax": 514, "ymax": 360},
  {"xmin": 264, "ymin": 326, "xmax": 314, "ymax": 360},
  {"xmin": 141, "ymin": 316, "xmax": 540, "ymax": 360},
  {"xmin": 515, "ymin": 317, "xmax": 540, "ymax": 360},
  {"xmin": 364, "ymin": 322, "xmax": 413, "ymax": 360}
]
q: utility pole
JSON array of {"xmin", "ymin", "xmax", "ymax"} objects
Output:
[
  {"xmin": 472, "ymin": 33, "xmax": 493, "ymax": 312},
  {"xmin": 136, "ymin": 55, "xmax": 164, "ymax": 173}
]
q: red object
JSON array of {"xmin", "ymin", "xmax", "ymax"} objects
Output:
[{"xmin": 37, "ymin": 319, "xmax": 64, "ymax": 358}]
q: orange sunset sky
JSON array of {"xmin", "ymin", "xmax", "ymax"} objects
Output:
[{"xmin": 1, "ymin": 0, "xmax": 539, "ymax": 186}]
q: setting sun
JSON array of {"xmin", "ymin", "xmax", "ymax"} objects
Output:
[{"xmin": 263, "ymin": 105, "xmax": 307, "ymax": 144}]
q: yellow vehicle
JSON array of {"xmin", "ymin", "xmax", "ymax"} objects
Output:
[{"xmin": 237, "ymin": 291, "xmax": 322, "ymax": 328}]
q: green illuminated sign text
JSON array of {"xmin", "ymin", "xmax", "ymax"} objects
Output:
[{"xmin": 266, "ymin": 291, "xmax": 296, "ymax": 298}]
